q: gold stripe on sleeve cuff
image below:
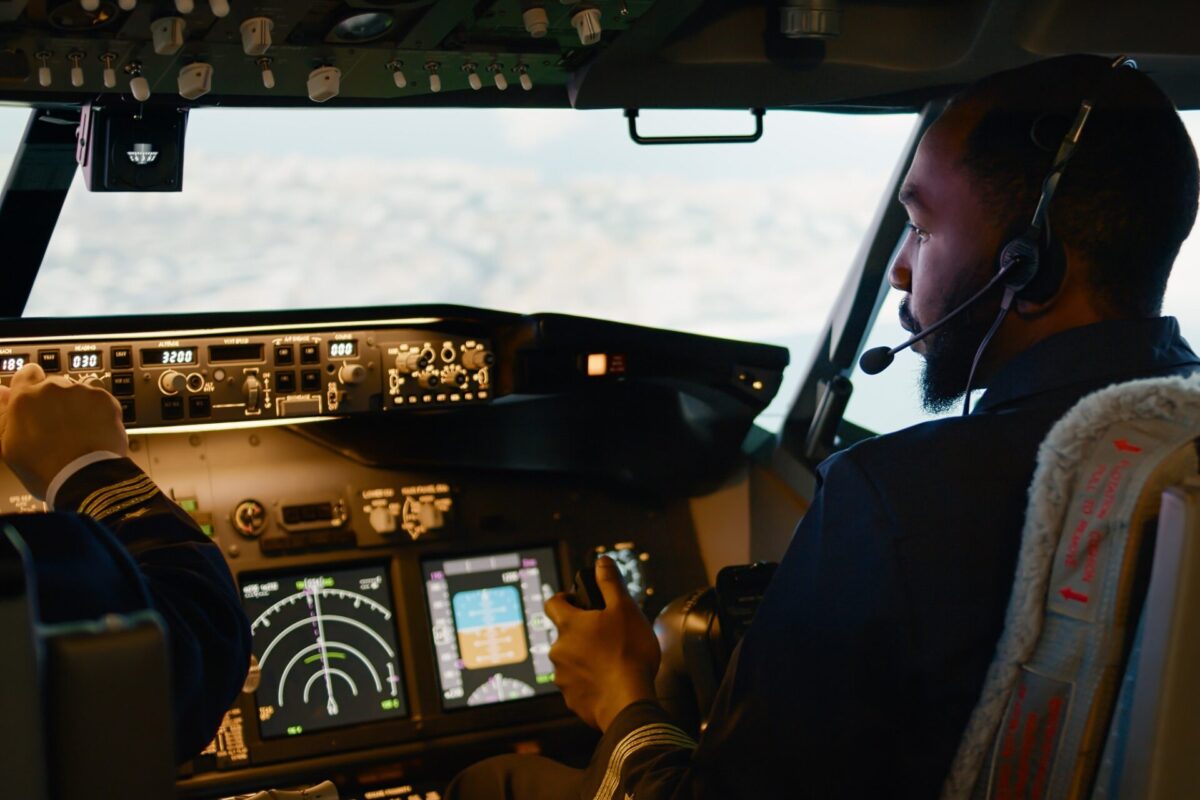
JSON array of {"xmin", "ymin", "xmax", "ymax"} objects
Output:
[{"xmin": 77, "ymin": 473, "xmax": 155, "ymax": 518}]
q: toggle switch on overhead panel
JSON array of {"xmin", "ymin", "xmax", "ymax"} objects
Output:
[
  {"xmin": 129, "ymin": 73, "xmax": 150, "ymax": 101},
  {"xmin": 240, "ymin": 17, "xmax": 273, "ymax": 56},
  {"xmin": 68, "ymin": 52, "xmax": 84, "ymax": 87},
  {"xmin": 35, "ymin": 52, "xmax": 51, "ymax": 87},
  {"xmin": 151, "ymin": 17, "xmax": 186, "ymax": 55}
]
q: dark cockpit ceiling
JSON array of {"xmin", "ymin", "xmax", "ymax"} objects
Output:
[{"xmin": 4, "ymin": 0, "xmax": 1200, "ymax": 113}]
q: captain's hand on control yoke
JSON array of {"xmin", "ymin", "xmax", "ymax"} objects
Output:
[{"xmin": 544, "ymin": 556, "xmax": 660, "ymax": 732}]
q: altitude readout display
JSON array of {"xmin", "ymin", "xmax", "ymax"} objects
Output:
[
  {"xmin": 0, "ymin": 353, "xmax": 29, "ymax": 373},
  {"xmin": 141, "ymin": 347, "xmax": 197, "ymax": 366},
  {"xmin": 423, "ymin": 547, "xmax": 560, "ymax": 710},
  {"xmin": 329, "ymin": 340, "xmax": 358, "ymax": 358},
  {"xmin": 241, "ymin": 564, "xmax": 407, "ymax": 739},
  {"xmin": 68, "ymin": 351, "xmax": 102, "ymax": 371}
]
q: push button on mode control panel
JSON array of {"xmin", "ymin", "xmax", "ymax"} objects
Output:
[
  {"xmin": 38, "ymin": 350, "xmax": 61, "ymax": 372},
  {"xmin": 161, "ymin": 396, "xmax": 184, "ymax": 420},
  {"xmin": 111, "ymin": 347, "xmax": 133, "ymax": 369},
  {"xmin": 112, "ymin": 373, "xmax": 135, "ymax": 396}
]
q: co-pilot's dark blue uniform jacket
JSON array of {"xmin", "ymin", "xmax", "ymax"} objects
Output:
[
  {"xmin": 580, "ymin": 316, "xmax": 1200, "ymax": 799},
  {"xmin": 9, "ymin": 458, "xmax": 251, "ymax": 763}
]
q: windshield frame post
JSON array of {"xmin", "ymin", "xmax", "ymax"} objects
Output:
[
  {"xmin": 0, "ymin": 107, "xmax": 79, "ymax": 318},
  {"xmin": 779, "ymin": 101, "xmax": 946, "ymax": 464}
]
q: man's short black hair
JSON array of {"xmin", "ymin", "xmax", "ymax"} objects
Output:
[{"xmin": 955, "ymin": 54, "xmax": 1199, "ymax": 317}]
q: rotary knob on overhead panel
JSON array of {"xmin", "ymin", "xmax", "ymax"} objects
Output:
[
  {"xmin": 307, "ymin": 66, "xmax": 341, "ymax": 103},
  {"xmin": 79, "ymin": 375, "xmax": 103, "ymax": 388},
  {"xmin": 178, "ymin": 62, "xmax": 213, "ymax": 100},
  {"xmin": 240, "ymin": 17, "xmax": 274, "ymax": 56},
  {"xmin": 570, "ymin": 6, "xmax": 603, "ymax": 45},
  {"xmin": 522, "ymin": 4, "xmax": 549, "ymax": 37},
  {"xmin": 338, "ymin": 363, "xmax": 367, "ymax": 386},
  {"xmin": 416, "ymin": 369, "xmax": 441, "ymax": 390},
  {"xmin": 242, "ymin": 373, "xmax": 262, "ymax": 410},
  {"xmin": 159, "ymin": 370, "xmax": 187, "ymax": 395},
  {"xmin": 151, "ymin": 17, "xmax": 186, "ymax": 56},
  {"xmin": 368, "ymin": 505, "xmax": 397, "ymax": 534}
]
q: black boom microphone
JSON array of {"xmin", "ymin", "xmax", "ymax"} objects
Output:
[{"xmin": 857, "ymin": 264, "xmax": 1016, "ymax": 375}]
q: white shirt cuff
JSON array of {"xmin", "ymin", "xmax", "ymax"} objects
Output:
[{"xmin": 45, "ymin": 451, "xmax": 126, "ymax": 510}]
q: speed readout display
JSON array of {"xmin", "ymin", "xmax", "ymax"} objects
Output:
[{"xmin": 240, "ymin": 564, "xmax": 407, "ymax": 738}]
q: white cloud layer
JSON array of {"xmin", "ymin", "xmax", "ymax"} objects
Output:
[{"xmin": 26, "ymin": 153, "xmax": 885, "ymax": 351}]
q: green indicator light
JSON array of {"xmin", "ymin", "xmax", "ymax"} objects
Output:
[
  {"xmin": 380, "ymin": 698, "xmax": 401, "ymax": 710},
  {"xmin": 286, "ymin": 725, "xmax": 304, "ymax": 736},
  {"xmin": 323, "ymin": 577, "xmax": 334, "ymax": 587},
  {"xmin": 295, "ymin": 581, "xmax": 305, "ymax": 590},
  {"xmin": 179, "ymin": 498, "xmax": 199, "ymax": 512},
  {"xmin": 199, "ymin": 523, "xmax": 214, "ymax": 538},
  {"xmin": 536, "ymin": 673, "xmax": 555, "ymax": 684}
]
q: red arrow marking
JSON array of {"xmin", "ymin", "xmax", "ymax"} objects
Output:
[
  {"xmin": 1114, "ymin": 439, "xmax": 1142, "ymax": 453},
  {"xmin": 1060, "ymin": 587, "xmax": 1089, "ymax": 604}
]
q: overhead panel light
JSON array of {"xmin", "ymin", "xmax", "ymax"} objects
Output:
[
  {"xmin": 49, "ymin": 1, "xmax": 118, "ymax": 31},
  {"xmin": 326, "ymin": 12, "xmax": 395, "ymax": 44}
]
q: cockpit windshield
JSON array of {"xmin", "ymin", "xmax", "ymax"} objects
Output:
[{"xmin": 0, "ymin": 107, "xmax": 914, "ymax": 430}]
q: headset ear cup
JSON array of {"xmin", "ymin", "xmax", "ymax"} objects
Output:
[
  {"xmin": 998, "ymin": 234, "xmax": 1041, "ymax": 294},
  {"xmin": 1016, "ymin": 234, "xmax": 1066, "ymax": 304}
]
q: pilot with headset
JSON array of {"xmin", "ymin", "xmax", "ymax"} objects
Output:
[
  {"xmin": 448, "ymin": 55, "xmax": 1200, "ymax": 798},
  {"xmin": 0, "ymin": 361, "xmax": 251, "ymax": 762}
]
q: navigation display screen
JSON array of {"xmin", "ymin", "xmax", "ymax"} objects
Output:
[
  {"xmin": 240, "ymin": 564, "xmax": 407, "ymax": 739},
  {"xmin": 422, "ymin": 547, "xmax": 560, "ymax": 710}
]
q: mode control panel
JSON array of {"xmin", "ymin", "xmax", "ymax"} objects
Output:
[{"xmin": 0, "ymin": 325, "xmax": 494, "ymax": 430}]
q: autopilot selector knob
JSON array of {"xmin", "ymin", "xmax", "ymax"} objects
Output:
[
  {"xmin": 338, "ymin": 363, "xmax": 367, "ymax": 386},
  {"xmin": 461, "ymin": 348, "xmax": 495, "ymax": 371},
  {"xmin": 396, "ymin": 348, "xmax": 433, "ymax": 372},
  {"xmin": 159, "ymin": 370, "xmax": 186, "ymax": 395},
  {"xmin": 243, "ymin": 373, "xmax": 262, "ymax": 410}
]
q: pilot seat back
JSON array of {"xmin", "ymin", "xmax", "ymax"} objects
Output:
[
  {"xmin": 941, "ymin": 375, "xmax": 1200, "ymax": 800},
  {"xmin": 0, "ymin": 517, "xmax": 176, "ymax": 800}
]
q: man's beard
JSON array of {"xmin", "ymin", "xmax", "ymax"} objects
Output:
[{"xmin": 900, "ymin": 283, "xmax": 1003, "ymax": 414}]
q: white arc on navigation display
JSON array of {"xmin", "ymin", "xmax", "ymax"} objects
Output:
[{"xmin": 241, "ymin": 564, "xmax": 407, "ymax": 739}]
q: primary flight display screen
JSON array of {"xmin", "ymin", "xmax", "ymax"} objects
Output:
[
  {"xmin": 241, "ymin": 564, "xmax": 407, "ymax": 739},
  {"xmin": 423, "ymin": 547, "xmax": 560, "ymax": 710}
]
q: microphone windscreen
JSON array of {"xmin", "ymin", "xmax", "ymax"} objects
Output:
[{"xmin": 859, "ymin": 346, "xmax": 895, "ymax": 375}]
